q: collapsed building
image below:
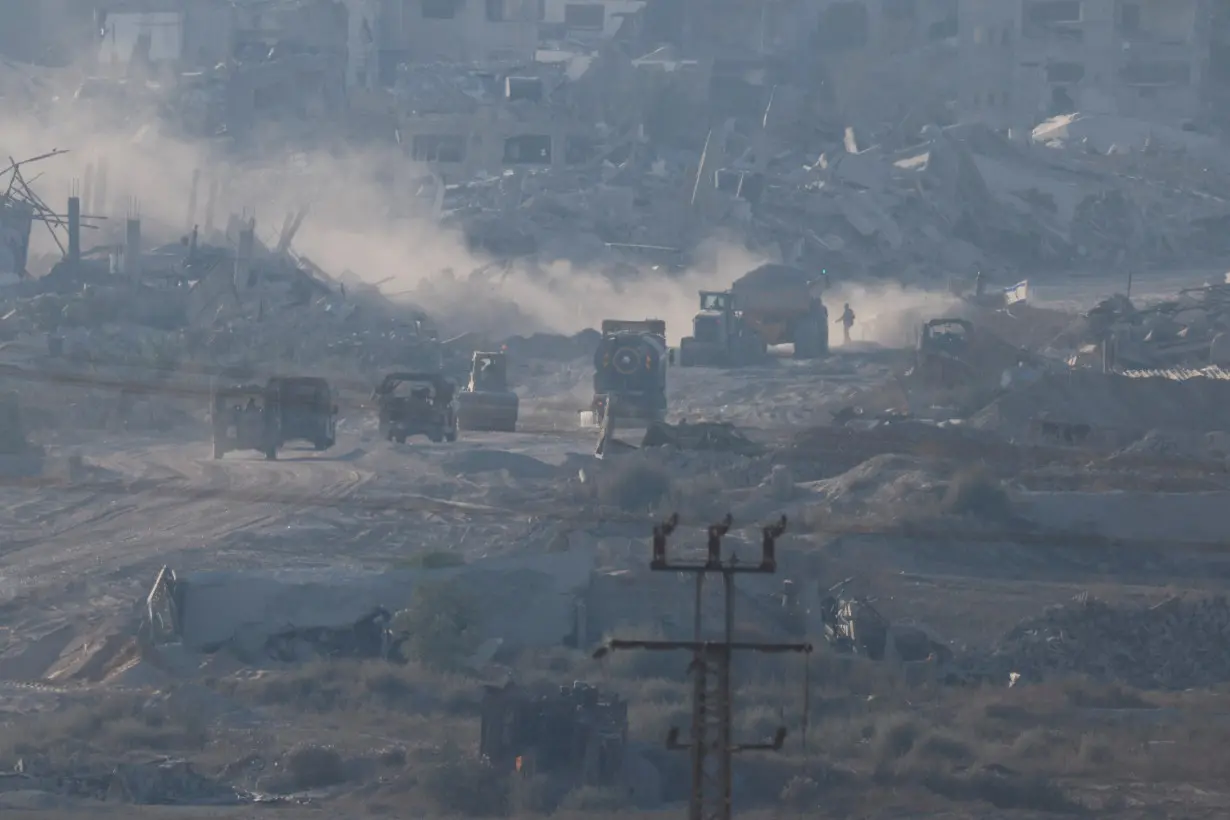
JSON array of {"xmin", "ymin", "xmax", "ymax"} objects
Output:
[{"xmin": 960, "ymin": 0, "xmax": 1207, "ymax": 131}]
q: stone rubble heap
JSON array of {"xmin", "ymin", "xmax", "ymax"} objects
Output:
[{"xmin": 980, "ymin": 594, "xmax": 1230, "ymax": 691}]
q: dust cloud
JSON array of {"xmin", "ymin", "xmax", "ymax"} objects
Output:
[
  {"xmin": 826, "ymin": 282, "xmax": 964, "ymax": 348},
  {"xmin": 4, "ymin": 100, "xmax": 953, "ymax": 345}
]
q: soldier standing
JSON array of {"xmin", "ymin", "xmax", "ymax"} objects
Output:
[{"xmin": 836, "ymin": 303, "xmax": 856, "ymax": 344}]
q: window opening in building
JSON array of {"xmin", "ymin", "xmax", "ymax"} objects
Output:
[
  {"xmin": 421, "ymin": 0, "xmax": 458, "ymax": 20},
  {"xmin": 814, "ymin": 1, "xmax": 869, "ymax": 49},
  {"xmin": 504, "ymin": 134, "xmax": 552, "ymax": 165},
  {"xmin": 1046, "ymin": 61, "xmax": 1086, "ymax": 83},
  {"xmin": 563, "ymin": 3, "xmax": 605, "ymax": 29},
  {"xmin": 411, "ymin": 134, "xmax": 466, "ymax": 163}
]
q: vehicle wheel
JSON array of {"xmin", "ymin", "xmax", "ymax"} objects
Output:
[
  {"xmin": 395, "ymin": 434, "xmax": 407, "ymax": 444},
  {"xmin": 445, "ymin": 428, "xmax": 457, "ymax": 442},
  {"xmin": 213, "ymin": 442, "xmax": 223, "ymax": 460},
  {"xmin": 793, "ymin": 317, "xmax": 823, "ymax": 359},
  {"xmin": 429, "ymin": 432, "xmax": 443, "ymax": 443},
  {"xmin": 678, "ymin": 339, "xmax": 695, "ymax": 367},
  {"xmin": 313, "ymin": 438, "xmax": 332, "ymax": 451},
  {"xmin": 265, "ymin": 447, "xmax": 278, "ymax": 461}
]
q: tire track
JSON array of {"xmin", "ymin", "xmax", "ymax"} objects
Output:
[{"xmin": 0, "ymin": 441, "xmax": 373, "ymax": 599}]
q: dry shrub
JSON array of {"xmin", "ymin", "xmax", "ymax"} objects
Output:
[
  {"xmin": 628, "ymin": 699, "xmax": 692, "ymax": 745},
  {"xmin": 871, "ymin": 716, "xmax": 922, "ymax": 767},
  {"xmin": 217, "ymin": 659, "xmax": 477, "ymax": 716},
  {"xmin": 0, "ymin": 692, "xmax": 208, "ymax": 763},
  {"xmin": 1076, "ymin": 734, "xmax": 1116, "ymax": 767},
  {"xmin": 397, "ymin": 579, "xmax": 483, "ymax": 670},
  {"xmin": 421, "ymin": 754, "xmax": 510, "ymax": 817},
  {"xmin": 919, "ymin": 770, "xmax": 1076, "ymax": 813},
  {"xmin": 904, "ymin": 731, "xmax": 978, "ymax": 770},
  {"xmin": 557, "ymin": 785, "xmax": 630, "ymax": 813},
  {"xmin": 594, "ymin": 457, "xmax": 673, "ymax": 512},
  {"xmin": 283, "ymin": 743, "xmax": 348, "ymax": 790},
  {"xmin": 940, "ymin": 466, "xmax": 1013, "ymax": 520},
  {"xmin": 1061, "ymin": 677, "xmax": 1154, "ymax": 709},
  {"xmin": 508, "ymin": 773, "xmax": 561, "ymax": 815},
  {"xmin": 778, "ymin": 774, "xmax": 824, "ymax": 810},
  {"xmin": 1009, "ymin": 727, "xmax": 1068, "ymax": 763},
  {"xmin": 598, "ymin": 626, "xmax": 691, "ymax": 681}
]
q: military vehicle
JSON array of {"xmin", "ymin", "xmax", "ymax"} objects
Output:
[
  {"xmin": 588, "ymin": 318, "xmax": 671, "ymax": 457},
  {"xmin": 480, "ymin": 681, "xmax": 628, "ymax": 786},
  {"xmin": 914, "ymin": 318, "xmax": 974, "ymax": 387},
  {"xmin": 456, "ymin": 351, "xmax": 519, "ymax": 432},
  {"xmin": 269, "ymin": 376, "xmax": 337, "ymax": 451},
  {"xmin": 374, "ymin": 372, "xmax": 458, "ymax": 444},
  {"xmin": 211, "ymin": 383, "xmax": 280, "ymax": 460},
  {"xmin": 679, "ymin": 263, "xmax": 828, "ymax": 366}
]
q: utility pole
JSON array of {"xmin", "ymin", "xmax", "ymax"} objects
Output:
[{"xmin": 594, "ymin": 513, "xmax": 811, "ymax": 820}]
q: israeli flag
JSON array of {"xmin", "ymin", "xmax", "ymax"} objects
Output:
[{"xmin": 1004, "ymin": 280, "xmax": 1029, "ymax": 305}]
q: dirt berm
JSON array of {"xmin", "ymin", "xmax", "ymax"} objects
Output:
[{"xmin": 972, "ymin": 372, "xmax": 1230, "ymax": 437}]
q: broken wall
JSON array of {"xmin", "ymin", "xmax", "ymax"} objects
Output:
[
  {"xmin": 814, "ymin": 0, "xmax": 958, "ymax": 127},
  {"xmin": 397, "ymin": 107, "xmax": 592, "ymax": 178},
  {"xmin": 975, "ymin": 0, "xmax": 1206, "ymax": 130},
  {"xmin": 380, "ymin": 0, "xmax": 539, "ymax": 64},
  {"xmin": 170, "ymin": 544, "xmax": 598, "ymax": 653}
]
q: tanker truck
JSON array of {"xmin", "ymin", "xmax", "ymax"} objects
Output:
[{"xmin": 679, "ymin": 264, "xmax": 828, "ymax": 367}]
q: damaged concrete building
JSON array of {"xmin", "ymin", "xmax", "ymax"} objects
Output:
[
  {"xmin": 811, "ymin": 0, "xmax": 959, "ymax": 125},
  {"xmin": 375, "ymin": 0, "xmax": 540, "ymax": 76},
  {"xmin": 960, "ymin": 0, "xmax": 1206, "ymax": 130}
]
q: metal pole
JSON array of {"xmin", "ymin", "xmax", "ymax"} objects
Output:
[
  {"xmin": 720, "ymin": 570, "xmax": 735, "ymax": 820},
  {"xmin": 66, "ymin": 195, "xmax": 80, "ymax": 262},
  {"xmin": 599, "ymin": 515, "xmax": 808, "ymax": 820},
  {"xmin": 690, "ymin": 572, "xmax": 704, "ymax": 820}
]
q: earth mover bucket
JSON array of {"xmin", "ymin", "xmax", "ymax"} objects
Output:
[{"xmin": 456, "ymin": 351, "xmax": 519, "ymax": 432}]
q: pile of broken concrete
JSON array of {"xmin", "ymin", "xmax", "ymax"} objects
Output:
[{"xmin": 975, "ymin": 594, "xmax": 1230, "ymax": 691}]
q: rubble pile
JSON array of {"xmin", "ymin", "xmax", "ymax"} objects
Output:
[
  {"xmin": 0, "ymin": 757, "xmax": 248, "ymax": 805},
  {"xmin": 1082, "ymin": 282, "xmax": 1230, "ymax": 370},
  {"xmin": 411, "ymin": 112, "xmax": 1230, "ymax": 278},
  {"xmin": 972, "ymin": 371, "xmax": 1230, "ymax": 438},
  {"xmin": 0, "ymin": 224, "xmax": 443, "ymax": 416},
  {"xmin": 982, "ymin": 595, "xmax": 1230, "ymax": 690}
]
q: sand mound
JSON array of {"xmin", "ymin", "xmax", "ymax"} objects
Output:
[
  {"xmin": 810, "ymin": 454, "xmax": 950, "ymax": 516},
  {"xmin": 973, "ymin": 372, "xmax": 1230, "ymax": 435},
  {"xmin": 440, "ymin": 449, "xmax": 559, "ymax": 480}
]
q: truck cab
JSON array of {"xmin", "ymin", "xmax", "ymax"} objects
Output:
[{"xmin": 680, "ymin": 290, "xmax": 767, "ymax": 367}]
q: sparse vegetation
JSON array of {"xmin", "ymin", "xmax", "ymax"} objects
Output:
[
  {"xmin": 593, "ymin": 457, "xmax": 674, "ymax": 511},
  {"xmin": 395, "ymin": 579, "xmax": 483, "ymax": 670},
  {"xmin": 421, "ymin": 751, "xmax": 510, "ymax": 817},
  {"xmin": 941, "ymin": 466, "xmax": 1015, "ymax": 520},
  {"xmin": 282, "ymin": 743, "xmax": 348, "ymax": 790}
]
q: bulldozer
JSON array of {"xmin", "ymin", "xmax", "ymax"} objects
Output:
[
  {"xmin": 679, "ymin": 264, "xmax": 828, "ymax": 366},
  {"xmin": 586, "ymin": 319, "xmax": 671, "ymax": 458},
  {"xmin": 457, "ymin": 351, "xmax": 519, "ymax": 432}
]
